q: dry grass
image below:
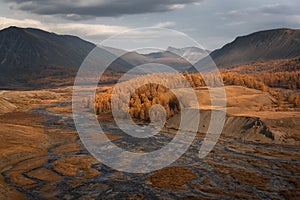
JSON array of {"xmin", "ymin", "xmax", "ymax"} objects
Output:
[
  {"xmin": 0, "ymin": 113, "xmax": 49, "ymax": 170},
  {"xmin": 146, "ymin": 166, "xmax": 197, "ymax": 191},
  {"xmin": 0, "ymin": 175, "xmax": 25, "ymax": 200},
  {"xmin": 53, "ymin": 143, "xmax": 81, "ymax": 155},
  {"xmin": 27, "ymin": 168, "xmax": 61, "ymax": 182},
  {"xmin": 207, "ymin": 160, "xmax": 270, "ymax": 190},
  {"xmin": 46, "ymin": 105, "xmax": 72, "ymax": 114},
  {"xmin": 191, "ymin": 182, "xmax": 253, "ymax": 199},
  {"xmin": 53, "ymin": 155, "xmax": 100, "ymax": 178},
  {"xmin": 6, "ymin": 157, "xmax": 48, "ymax": 187}
]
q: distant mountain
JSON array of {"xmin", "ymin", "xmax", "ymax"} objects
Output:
[
  {"xmin": 111, "ymin": 47, "xmax": 207, "ymax": 73},
  {"xmin": 209, "ymin": 28, "xmax": 300, "ymax": 68},
  {"xmin": 142, "ymin": 50, "xmax": 192, "ymax": 71},
  {"xmin": 140, "ymin": 47, "xmax": 209, "ymax": 71},
  {"xmin": 166, "ymin": 46, "xmax": 210, "ymax": 64}
]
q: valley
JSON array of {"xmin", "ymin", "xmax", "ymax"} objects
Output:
[{"xmin": 0, "ymin": 86, "xmax": 299, "ymax": 199}]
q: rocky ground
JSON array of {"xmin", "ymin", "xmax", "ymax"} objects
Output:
[{"xmin": 0, "ymin": 87, "xmax": 299, "ymax": 199}]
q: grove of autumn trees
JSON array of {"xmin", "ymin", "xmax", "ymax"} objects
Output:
[
  {"xmin": 254, "ymin": 71, "xmax": 300, "ymax": 90},
  {"xmin": 184, "ymin": 71, "xmax": 300, "ymax": 108},
  {"xmin": 218, "ymin": 56, "xmax": 300, "ymax": 107},
  {"xmin": 221, "ymin": 57, "xmax": 300, "ymax": 90},
  {"xmin": 93, "ymin": 73, "xmax": 186, "ymax": 122}
]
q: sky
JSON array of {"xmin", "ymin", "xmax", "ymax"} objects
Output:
[{"xmin": 0, "ymin": 0, "xmax": 300, "ymax": 51}]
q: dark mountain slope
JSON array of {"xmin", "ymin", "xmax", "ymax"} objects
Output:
[
  {"xmin": 209, "ymin": 28, "xmax": 300, "ymax": 68},
  {"xmin": 0, "ymin": 26, "xmax": 96, "ymax": 74}
]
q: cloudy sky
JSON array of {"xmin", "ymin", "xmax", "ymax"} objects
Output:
[{"xmin": 0, "ymin": 0, "xmax": 299, "ymax": 51}]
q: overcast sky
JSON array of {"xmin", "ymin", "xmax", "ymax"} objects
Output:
[{"xmin": 0, "ymin": 0, "xmax": 300, "ymax": 51}]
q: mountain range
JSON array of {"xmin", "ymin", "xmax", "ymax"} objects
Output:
[{"xmin": 0, "ymin": 26, "xmax": 299, "ymax": 88}]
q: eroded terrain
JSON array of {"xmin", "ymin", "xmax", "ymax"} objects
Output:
[{"xmin": 0, "ymin": 86, "xmax": 299, "ymax": 199}]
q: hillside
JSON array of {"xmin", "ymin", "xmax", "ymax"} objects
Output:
[
  {"xmin": 208, "ymin": 28, "xmax": 300, "ymax": 68},
  {"xmin": 0, "ymin": 26, "xmax": 96, "ymax": 73},
  {"xmin": 0, "ymin": 26, "xmax": 97, "ymax": 88}
]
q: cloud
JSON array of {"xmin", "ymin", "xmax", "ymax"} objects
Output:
[
  {"xmin": 0, "ymin": 16, "xmax": 130, "ymax": 36},
  {"xmin": 222, "ymin": 3, "xmax": 298, "ymax": 17},
  {"xmin": 226, "ymin": 21, "xmax": 246, "ymax": 26},
  {"xmin": 286, "ymin": 15, "xmax": 300, "ymax": 25},
  {"xmin": 217, "ymin": 3, "xmax": 300, "ymax": 27},
  {"xmin": 0, "ymin": 17, "xmax": 44, "ymax": 29},
  {"xmin": 259, "ymin": 4, "xmax": 294, "ymax": 15},
  {"xmin": 6, "ymin": 0, "xmax": 203, "ymax": 20},
  {"xmin": 153, "ymin": 21, "xmax": 176, "ymax": 28},
  {"xmin": 0, "ymin": 17, "xmax": 182, "ymax": 50},
  {"xmin": 53, "ymin": 23, "xmax": 130, "ymax": 36}
]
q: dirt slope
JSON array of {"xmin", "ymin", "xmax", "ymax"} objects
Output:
[
  {"xmin": 166, "ymin": 109, "xmax": 274, "ymax": 142},
  {"xmin": 0, "ymin": 97, "xmax": 16, "ymax": 114}
]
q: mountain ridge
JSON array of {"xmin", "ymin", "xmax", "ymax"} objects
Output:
[{"xmin": 209, "ymin": 28, "xmax": 300, "ymax": 68}]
